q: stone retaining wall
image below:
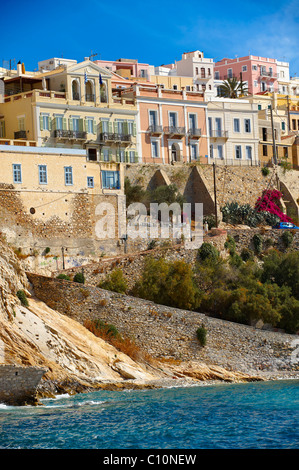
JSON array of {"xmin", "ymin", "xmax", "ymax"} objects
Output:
[
  {"xmin": 27, "ymin": 272, "xmax": 299, "ymax": 378},
  {"xmin": 0, "ymin": 365, "xmax": 46, "ymax": 405}
]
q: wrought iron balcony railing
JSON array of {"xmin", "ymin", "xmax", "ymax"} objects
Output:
[
  {"xmin": 164, "ymin": 126, "xmax": 186, "ymax": 136},
  {"xmin": 148, "ymin": 125, "xmax": 163, "ymax": 134},
  {"xmin": 99, "ymin": 132, "xmax": 132, "ymax": 143},
  {"xmin": 209, "ymin": 130, "xmax": 228, "ymax": 138},
  {"xmin": 14, "ymin": 130, "xmax": 27, "ymax": 139},
  {"xmin": 54, "ymin": 129, "xmax": 87, "ymax": 140},
  {"xmin": 188, "ymin": 128, "xmax": 202, "ymax": 138}
]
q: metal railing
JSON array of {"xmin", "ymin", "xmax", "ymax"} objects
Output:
[
  {"xmin": 148, "ymin": 125, "xmax": 163, "ymax": 134},
  {"xmin": 14, "ymin": 130, "xmax": 27, "ymax": 139},
  {"xmin": 54, "ymin": 130, "xmax": 87, "ymax": 140},
  {"xmin": 260, "ymin": 71, "xmax": 278, "ymax": 78},
  {"xmin": 209, "ymin": 158, "xmax": 260, "ymax": 167},
  {"xmin": 209, "ymin": 130, "xmax": 228, "ymax": 138},
  {"xmin": 99, "ymin": 132, "xmax": 132, "ymax": 143},
  {"xmin": 188, "ymin": 128, "xmax": 202, "ymax": 138},
  {"xmin": 164, "ymin": 126, "xmax": 186, "ymax": 135},
  {"xmin": 85, "ymin": 94, "xmax": 95, "ymax": 102}
]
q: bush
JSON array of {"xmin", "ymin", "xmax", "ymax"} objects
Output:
[
  {"xmin": 203, "ymin": 214, "xmax": 216, "ymax": 230},
  {"xmin": 99, "ymin": 268, "xmax": 127, "ymax": 293},
  {"xmin": 196, "ymin": 325, "xmax": 207, "ymax": 347},
  {"xmin": 56, "ymin": 273, "xmax": 70, "ymax": 281},
  {"xmin": 198, "ymin": 242, "xmax": 219, "ymax": 262},
  {"xmin": 252, "ymin": 233, "xmax": 263, "ymax": 254},
  {"xmin": 281, "ymin": 230, "xmax": 293, "ymax": 248},
  {"xmin": 73, "ymin": 272, "xmax": 85, "ymax": 284},
  {"xmin": 240, "ymin": 247, "xmax": 254, "ymax": 262},
  {"xmin": 221, "ymin": 201, "xmax": 280, "ymax": 228},
  {"xmin": 224, "ymin": 235, "xmax": 236, "ymax": 255},
  {"xmin": 16, "ymin": 290, "xmax": 29, "ymax": 307},
  {"xmin": 261, "ymin": 167, "xmax": 270, "ymax": 176}
]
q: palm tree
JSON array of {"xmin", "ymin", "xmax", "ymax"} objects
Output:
[{"xmin": 219, "ymin": 77, "xmax": 248, "ymax": 98}]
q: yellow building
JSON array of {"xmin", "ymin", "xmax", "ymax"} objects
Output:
[
  {"xmin": 0, "ymin": 59, "xmax": 138, "ymax": 164},
  {"xmin": 150, "ymin": 74, "xmax": 194, "ymax": 92}
]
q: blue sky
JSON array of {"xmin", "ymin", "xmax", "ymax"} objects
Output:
[{"xmin": 1, "ymin": 0, "xmax": 299, "ymax": 76}]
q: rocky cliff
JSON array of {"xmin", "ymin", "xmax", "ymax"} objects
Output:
[{"xmin": 0, "ymin": 234, "xmax": 263, "ymax": 403}]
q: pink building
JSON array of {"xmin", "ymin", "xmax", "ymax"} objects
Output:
[
  {"xmin": 94, "ymin": 58, "xmax": 153, "ymax": 81},
  {"xmin": 215, "ymin": 55, "xmax": 279, "ymax": 95}
]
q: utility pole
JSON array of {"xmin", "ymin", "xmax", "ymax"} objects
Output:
[
  {"xmin": 269, "ymin": 105, "xmax": 277, "ymax": 166},
  {"xmin": 61, "ymin": 246, "xmax": 65, "ymax": 270},
  {"xmin": 213, "ymin": 162, "xmax": 218, "ymax": 228}
]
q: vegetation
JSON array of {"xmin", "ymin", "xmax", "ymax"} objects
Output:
[
  {"xmin": 221, "ymin": 201, "xmax": 279, "ymax": 227},
  {"xmin": 255, "ymin": 189, "xmax": 293, "ymax": 223},
  {"xmin": 196, "ymin": 325, "xmax": 207, "ymax": 347},
  {"xmin": 124, "ymin": 178, "xmax": 185, "ymax": 210},
  {"xmin": 56, "ymin": 273, "xmax": 71, "ymax": 281},
  {"xmin": 16, "ymin": 290, "xmax": 29, "ymax": 307},
  {"xmin": 98, "ymin": 268, "xmax": 128, "ymax": 293},
  {"xmin": 261, "ymin": 167, "xmax": 270, "ymax": 177},
  {"xmin": 129, "ymin": 242, "xmax": 299, "ymax": 334},
  {"xmin": 73, "ymin": 272, "xmax": 85, "ymax": 284},
  {"xmin": 218, "ymin": 77, "xmax": 248, "ymax": 98}
]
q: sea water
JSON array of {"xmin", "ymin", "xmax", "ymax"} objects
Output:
[{"xmin": 0, "ymin": 380, "xmax": 298, "ymax": 449}]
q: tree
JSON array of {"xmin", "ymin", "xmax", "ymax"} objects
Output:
[
  {"xmin": 99, "ymin": 268, "xmax": 128, "ymax": 293},
  {"xmin": 219, "ymin": 77, "xmax": 248, "ymax": 98}
]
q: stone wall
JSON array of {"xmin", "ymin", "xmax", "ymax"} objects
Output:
[
  {"xmin": 27, "ymin": 272, "xmax": 298, "ymax": 378},
  {"xmin": 227, "ymin": 227, "xmax": 299, "ymax": 253},
  {"xmin": 0, "ymin": 365, "xmax": 46, "ymax": 405}
]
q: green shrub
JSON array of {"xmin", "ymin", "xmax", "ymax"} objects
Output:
[
  {"xmin": 252, "ymin": 233, "xmax": 263, "ymax": 254},
  {"xmin": 56, "ymin": 273, "xmax": 70, "ymax": 281},
  {"xmin": 73, "ymin": 272, "xmax": 85, "ymax": 284},
  {"xmin": 203, "ymin": 214, "xmax": 216, "ymax": 230},
  {"xmin": 44, "ymin": 247, "xmax": 51, "ymax": 254},
  {"xmin": 196, "ymin": 325, "xmax": 207, "ymax": 347},
  {"xmin": 261, "ymin": 167, "xmax": 270, "ymax": 176},
  {"xmin": 16, "ymin": 290, "xmax": 29, "ymax": 307},
  {"xmin": 99, "ymin": 268, "xmax": 127, "ymax": 293},
  {"xmin": 224, "ymin": 235, "xmax": 236, "ymax": 255},
  {"xmin": 281, "ymin": 230, "xmax": 293, "ymax": 248},
  {"xmin": 240, "ymin": 247, "xmax": 254, "ymax": 262},
  {"xmin": 198, "ymin": 242, "xmax": 219, "ymax": 262}
]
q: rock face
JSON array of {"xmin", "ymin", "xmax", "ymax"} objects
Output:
[{"xmin": 0, "ymin": 365, "xmax": 46, "ymax": 406}]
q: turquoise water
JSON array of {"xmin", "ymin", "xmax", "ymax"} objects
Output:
[{"xmin": 0, "ymin": 380, "xmax": 298, "ymax": 449}]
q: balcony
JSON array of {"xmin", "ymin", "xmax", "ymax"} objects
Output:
[
  {"xmin": 148, "ymin": 125, "xmax": 163, "ymax": 135},
  {"xmin": 86, "ymin": 94, "xmax": 95, "ymax": 102},
  {"xmin": 195, "ymin": 74, "xmax": 213, "ymax": 81},
  {"xmin": 14, "ymin": 130, "xmax": 27, "ymax": 139},
  {"xmin": 99, "ymin": 132, "xmax": 132, "ymax": 144},
  {"xmin": 164, "ymin": 126, "xmax": 186, "ymax": 137},
  {"xmin": 54, "ymin": 129, "xmax": 87, "ymax": 140},
  {"xmin": 188, "ymin": 128, "xmax": 202, "ymax": 139},
  {"xmin": 209, "ymin": 130, "xmax": 228, "ymax": 139},
  {"xmin": 260, "ymin": 71, "xmax": 277, "ymax": 79}
]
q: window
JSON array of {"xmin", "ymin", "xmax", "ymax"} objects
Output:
[
  {"xmin": 261, "ymin": 82, "xmax": 267, "ymax": 92},
  {"xmin": 201, "ymin": 68, "xmax": 205, "ymax": 78},
  {"xmin": 40, "ymin": 114, "xmax": 51, "ymax": 131},
  {"xmin": 217, "ymin": 145, "xmax": 223, "ymax": 159},
  {"xmin": 173, "ymin": 85, "xmax": 178, "ymax": 90},
  {"xmin": 208, "ymin": 117, "xmax": 212, "ymax": 136},
  {"xmin": 282, "ymin": 121, "xmax": 286, "ymax": 131},
  {"xmin": 283, "ymin": 147, "xmax": 288, "ymax": 158},
  {"xmin": 129, "ymin": 150, "xmax": 136, "ymax": 163},
  {"xmin": 38, "ymin": 165, "xmax": 47, "ymax": 184},
  {"xmin": 210, "ymin": 144, "xmax": 214, "ymax": 158},
  {"xmin": 0, "ymin": 120, "xmax": 5, "ymax": 138},
  {"xmin": 169, "ymin": 112, "xmax": 177, "ymax": 128},
  {"xmin": 87, "ymin": 177, "xmax": 94, "ymax": 188},
  {"xmin": 151, "ymin": 141, "xmax": 159, "ymax": 158},
  {"xmin": 101, "ymin": 119, "xmax": 109, "ymax": 133},
  {"xmin": 186, "ymin": 86, "xmax": 191, "ymax": 91},
  {"xmin": 214, "ymin": 71, "xmax": 220, "ymax": 79},
  {"xmin": 244, "ymin": 119, "xmax": 251, "ymax": 133},
  {"xmin": 102, "ymin": 170, "xmax": 120, "ymax": 189},
  {"xmin": 252, "ymin": 65, "xmax": 257, "ymax": 71},
  {"xmin": 254, "ymin": 81, "xmax": 258, "ymax": 88},
  {"xmin": 263, "ymin": 145, "xmax": 268, "ymax": 156},
  {"xmin": 189, "ymin": 113, "xmax": 197, "ymax": 130},
  {"xmin": 118, "ymin": 150, "xmax": 125, "ymax": 162},
  {"xmin": 292, "ymin": 119, "xmax": 296, "ymax": 130},
  {"xmin": 103, "ymin": 148, "xmax": 110, "ymax": 162},
  {"xmin": 258, "ymin": 104, "xmax": 262, "ymax": 111},
  {"xmin": 235, "ymin": 145, "xmax": 242, "ymax": 159},
  {"xmin": 127, "ymin": 120, "xmax": 135, "ymax": 135},
  {"xmin": 190, "ymin": 144, "xmax": 197, "ymax": 160},
  {"xmin": 149, "ymin": 110, "xmax": 157, "ymax": 126},
  {"xmin": 86, "ymin": 118, "xmax": 95, "ymax": 134},
  {"xmin": 55, "ymin": 115, "xmax": 63, "ymax": 130},
  {"xmin": 88, "ymin": 148, "xmax": 97, "ymax": 161},
  {"xmin": 215, "ymin": 118, "xmax": 222, "ymax": 136},
  {"xmin": 245, "ymin": 146, "xmax": 252, "ymax": 160},
  {"xmin": 233, "ymin": 118, "xmax": 240, "ymax": 132},
  {"xmin": 262, "ymin": 128, "xmax": 267, "ymax": 141},
  {"xmin": 64, "ymin": 166, "xmax": 73, "ymax": 186},
  {"xmin": 13, "ymin": 164, "xmax": 22, "ymax": 183},
  {"xmin": 227, "ymin": 68, "xmax": 233, "ymax": 78},
  {"xmin": 242, "ymin": 65, "xmax": 247, "ymax": 72}
]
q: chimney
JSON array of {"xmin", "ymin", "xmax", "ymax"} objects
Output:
[{"xmin": 17, "ymin": 61, "xmax": 22, "ymax": 76}]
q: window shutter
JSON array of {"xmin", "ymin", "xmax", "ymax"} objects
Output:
[
  {"xmin": 92, "ymin": 120, "xmax": 96, "ymax": 134},
  {"xmin": 39, "ymin": 115, "xmax": 43, "ymax": 131},
  {"xmin": 79, "ymin": 119, "xmax": 83, "ymax": 132},
  {"xmin": 133, "ymin": 122, "xmax": 136, "ymax": 136},
  {"xmin": 116, "ymin": 149, "xmax": 120, "ymax": 162},
  {"xmin": 108, "ymin": 149, "xmax": 112, "ymax": 162},
  {"xmin": 52, "ymin": 117, "xmax": 57, "ymax": 130},
  {"xmin": 99, "ymin": 148, "xmax": 103, "ymax": 161},
  {"xmin": 125, "ymin": 151, "xmax": 129, "ymax": 163},
  {"xmin": 48, "ymin": 117, "xmax": 52, "ymax": 131},
  {"xmin": 123, "ymin": 121, "xmax": 128, "ymax": 135},
  {"xmin": 84, "ymin": 118, "xmax": 88, "ymax": 132},
  {"xmin": 135, "ymin": 151, "xmax": 138, "ymax": 163},
  {"xmin": 108, "ymin": 121, "xmax": 113, "ymax": 134},
  {"xmin": 69, "ymin": 118, "xmax": 73, "ymax": 131},
  {"xmin": 62, "ymin": 118, "xmax": 67, "ymax": 130},
  {"xmin": 114, "ymin": 121, "xmax": 118, "ymax": 134}
]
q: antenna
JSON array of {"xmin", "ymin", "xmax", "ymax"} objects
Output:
[{"xmin": 89, "ymin": 51, "xmax": 98, "ymax": 61}]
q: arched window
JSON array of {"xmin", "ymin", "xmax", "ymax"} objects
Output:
[
  {"xmin": 100, "ymin": 82, "xmax": 108, "ymax": 103},
  {"xmin": 201, "ymin": 68, "xmax": 205, "ymax": 78},
  {"xmin": 85, "ymin": 79, "xmax": 95, "ymax": 102},
  {"xmin": 72, "ymin": 79, "xmax": 80, "ymax": 100}
]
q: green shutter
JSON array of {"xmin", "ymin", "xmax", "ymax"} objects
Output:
[
  {"xmin": 99, "ymin": 120, "xmax": 103, "ymax": 133},
  {"xmin": 52, "ymin": 117, "xmax": 57, "ymax": 130},
  {"xmin": 108, "ymin": 149, "xmax": 112, "ymax": 162},
  {"xmin": 39, "ymin": 115, "xmax": 43, "ymax": 131},
  {"xmin": 79, "ymin": 119, "xmax": 83, "ymax": 132},
  {"xmin": 84, "ymin": 118, "xmax": 88, "ymax": 132},
  {"xmin": 48, "ymin": 117, "xmax": 52, "ymax": 131},
  {"xmin": 62, "ymin": 118, "xmax": 67, "ymax": 130},
  {"xmin": 123, "ymin": 121, "xmax": 128, "ymax": 135},
  {"xmin": 135, "ymin": 151, "xmax": 138, "ymax": 163},
  {"xmin": 69, "ymin": 118, "xmax": 73, "ymax": 131},
  {"xmin": 133, "ymin": 122, "xmax": 136, "ymax": 136},
  {"xmin": 125, "ymin": 151, "xmax": 129, "ymax": 163},
  {"xmin": 114, "ymin": 121, "xmax": 118, "ymax": 134},
  {"xmin": 99, "ymin": 148, "xmax": 103, "ymax": 161},
  {"xmin": 108, "ymin": 121, "xmax": 113, "ymax": 134},
  {"xmin": 92, "ymin": 120, "xmax": 96, "ymax": 134}
]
